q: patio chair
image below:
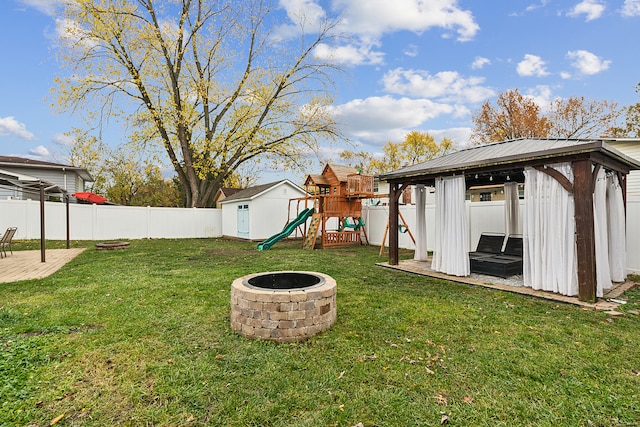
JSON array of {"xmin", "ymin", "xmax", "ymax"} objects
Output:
[
  {"xmin": 468, "ymin": 232, "xmax": 505, "ymax": 260},
  {"xmin": 470, "ymin": 235, "xmax": 523, "ymax": 278},
  {"xmin": 0, "ymin": 227, "xmax": 17, "ymax": 258}
]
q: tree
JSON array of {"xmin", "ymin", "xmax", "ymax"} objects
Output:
[
  {"xmin": 52, "ymin": 0, "xmax": 341, "ymax": 207},
  {"xmin": 613, "ymin": 83, "xmax": 640, "ymax": 138},
  {"xmin": 340, "ymin": 131, "xmax": 454, "ymax": 174},
  {"xmin": 470, "ymin": 89, "xmax": 550, "ymax": 144},
  {"xmin": 470, "ymin": 89, "xmax": 620, "ymax": 144},
  {"xmin": 64, "ymin": 128, "xmax": 110, "ymax": 195},
  {"xmin": 547, "ymin": 96, "xmax": 620, "ymax": 139}
]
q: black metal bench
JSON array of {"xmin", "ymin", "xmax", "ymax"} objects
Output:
[{"xmin": 470, "ymin": 235, "xmax": 523, "ymax": 278}]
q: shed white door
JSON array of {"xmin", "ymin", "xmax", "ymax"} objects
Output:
[{"xmin": 237, "ymin": 204, "xmax": 249, "ymax": 238}]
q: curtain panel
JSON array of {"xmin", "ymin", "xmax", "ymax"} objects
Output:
[
  {"xmin": 523, "ymin": 163, "xmax": 578, "ymax": 296},
  {"xmin": 504, "ymin": 181, "xmax": 520, "ymax": 236},
  {"xmin": 431, "ymin": 175, "xmax": 469, "ymax": 276},
  {"xmin": 607, "ymin": 173, "xmax": 626, "ymax": 283},
  {"xmin": 414, "ymin": 184, "xmax": 428, "ymax": 261}
]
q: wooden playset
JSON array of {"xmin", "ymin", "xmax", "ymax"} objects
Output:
[{"xmin": 300, "ymin": 164, "xmax": 374, "ymax": 249}]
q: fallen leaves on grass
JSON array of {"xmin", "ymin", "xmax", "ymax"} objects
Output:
[
  {"xmin": 50, "ymin": 414, "xmax": 65, "ymax": 426},
  {"xmin": 434, "ymin": 394, "xmax": 448, "ymax": 405}
]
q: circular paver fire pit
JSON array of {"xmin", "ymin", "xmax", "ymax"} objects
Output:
[
  {"xmin": 230, "ymin": 271, "xmax": 336, "ymax": 343},
  {"xmin": 95, "ymin": 241, "xmax": 130, "ymax": 250}
]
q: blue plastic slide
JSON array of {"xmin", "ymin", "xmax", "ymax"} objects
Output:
[{"xmin": 257, "ymin": 208, "xmax": 314, "ymax": 250}]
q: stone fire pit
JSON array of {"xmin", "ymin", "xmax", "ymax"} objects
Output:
[{"xmin": 230, "ymin": 271, "xmax": 336, "ymax": 343}]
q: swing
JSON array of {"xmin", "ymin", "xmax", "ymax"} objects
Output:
[{"xmin": 344, "ymin": 217, "xmax": 365, "ymax": 230}]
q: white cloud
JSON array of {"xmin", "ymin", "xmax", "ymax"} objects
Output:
[
  {"xmin": 28, "ymin": 145, "xmax": 50, "ymax": 158},
  {"xmin": 279, "ymin": 0, "xmax": 479, "ymax": 66},
  {"xmin": 381, "ymin": 68, "xmax": 494, "ymax": 104},
  {"xmin": 279, "ymin": 0, "xmax": 328, "ymax": 31},
  {"xmin": 52, "ymin": 133, "xmax": 74, "ymax": 146},
  {"xmin": 525, "ymin": 0, "xmax": 550, "ymax": 13},
  {"xmin": 313, "ymin": 42, "xmax": 385, "ymax": 66},
  {"xmin": 567, "ymin": 0, "xmax": 606, "ymax": 21},
  {"xmin": 471, "ymin": 56, "xmax": 490, "ymax": 70},
  {"xmin": 622, "ymin": 0, "xmax": 640, "ymax": 16},
  {"xmin": 18, "ymin": 0, "xmax": 61, "ymax": 15},
  {"xmin": 0, "ymin": 116, "xmax": 36, "ymax": 140},
  {"xmin": 403, "ymin": 44, "xmax": 419, "ymax": 58},
  {"xmin": 329, "ymin": 95, "xmax": 461, "ymax": 146},
  {"xmin": 567, "ymin": 49, "xmax": 610, "ymax": 75},
  {"xmin": 524, "ymin": 85, "xmax": 555, "ymax": 111},
  {"xmin": 516, "ymin": 54, "xmax": 549, "ymax": 77},
  {"xmin": 333, "ymin": 0, "xmax": 479, "ymax": 42},
  {"xmin": 428, "ymin": 127, "xmax": 473, "ymax": 148}
]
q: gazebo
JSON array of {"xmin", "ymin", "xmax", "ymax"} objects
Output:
[{"xmin": 379, "ymin": 138, "xmax": 640, "ymax": 303}]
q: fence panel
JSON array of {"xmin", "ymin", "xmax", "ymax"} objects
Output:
[{"xmin": 0, "ymin": 200, "xmax": 222, "ymax": 240}]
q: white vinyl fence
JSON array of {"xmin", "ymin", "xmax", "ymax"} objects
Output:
[
  {"xmin": 0, "ymin": 199, "xmax": 222, "ymax": 240},
  {"xmin": 1, "ymin": 196, "xmax": 638, "ymax": 273},
  {"xmin": 363, "ymin": 195, "xmax": 640, "ymax": 274}
]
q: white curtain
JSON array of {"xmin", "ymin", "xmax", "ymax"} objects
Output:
[
  {"xmin": 593, "ymin": 168, "xmax": 612, "ymax": 296},
  {"xmin": 431, "ymin": 175, "xmax": 469, "ymax": 276},
  {"xmin": 523, "ymin": 163, "xmax": 578, "ymax": 296},
  {"xmin": 607, "ymin": 173, "xmax": 626, "ymax": 282},
  {"xmin": 504, "ymin": 182, "xmax": 520, "ymax": 236},
  {"xmin": 414, "ymin": 184, "xmax": 428, "ymax": 261}
]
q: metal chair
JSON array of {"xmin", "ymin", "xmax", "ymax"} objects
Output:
[{"xmin": 0, "ymin": 227, "xmax": 17, "ymax": 258}]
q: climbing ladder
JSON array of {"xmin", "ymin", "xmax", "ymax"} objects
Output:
[{"xmin": 303, "ymin": 213, "xmax": 322, "ymax": 249}]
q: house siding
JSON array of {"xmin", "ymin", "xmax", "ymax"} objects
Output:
[
  {"xmin": 0, "ymin": 166, "xmax": 87, "ymax": 200},
  {"xmin": 608, "ymin": 141, "xmax": 640, "ymax": 195}
]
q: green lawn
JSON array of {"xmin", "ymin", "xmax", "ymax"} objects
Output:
[{"xmin": 1, "ymin": 239, "xmax": 639, "ymax": 426}]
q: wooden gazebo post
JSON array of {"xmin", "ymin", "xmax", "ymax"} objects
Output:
[
  {"xmin": 573, "ymin": 159, "xmax": 597, "ymax": 302},
  {"xmin": 389, "ymin": 182, "xmax": 399, "ymax": 265},
  {"xmin": 388, "ymin": 182, "xmax": 407, "ymax": 266}
]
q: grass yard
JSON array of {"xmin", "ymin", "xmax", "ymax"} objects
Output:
[{"xmin": 1, "ymin": 238, "xmax": 639, "ymax": 426}]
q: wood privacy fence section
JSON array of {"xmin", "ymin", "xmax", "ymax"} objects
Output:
[{"xmin": 0, "ymin": 200, "xmax": 222, "ymax": 240}]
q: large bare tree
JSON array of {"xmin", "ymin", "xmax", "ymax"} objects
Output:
[
  {"xmin": 471, "ymin": 89, "xmax": 620, "ymax": 144},
  {"xmin": 53, "ymin": 0, "xmax": 341, "ymax": 207}
]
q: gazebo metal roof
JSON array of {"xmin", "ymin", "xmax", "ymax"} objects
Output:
[{"xmin": 379, "ymin": 138, "xmax": 640, "ymax": 183}]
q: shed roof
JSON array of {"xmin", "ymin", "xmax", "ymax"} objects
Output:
[
  {"xmin": 221, "ymin": 180, "xmax": 304, "ymax": 203},
  {"xmin": 379, "ymin": 138, "xmax": 640, "ymax": 182}
]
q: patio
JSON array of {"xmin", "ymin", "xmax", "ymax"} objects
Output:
[
  {"xmin": 0, "ymin": 248, "xmax": 85, "ymax": 283},
  {"xmin": 377, "ymin": 258, "xmax": 638, "ymax": 312}
]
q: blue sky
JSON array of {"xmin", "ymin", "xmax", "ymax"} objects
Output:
[{"xmin": 1, "ymin": 0, "xmax": 640, "ymax": 183}]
